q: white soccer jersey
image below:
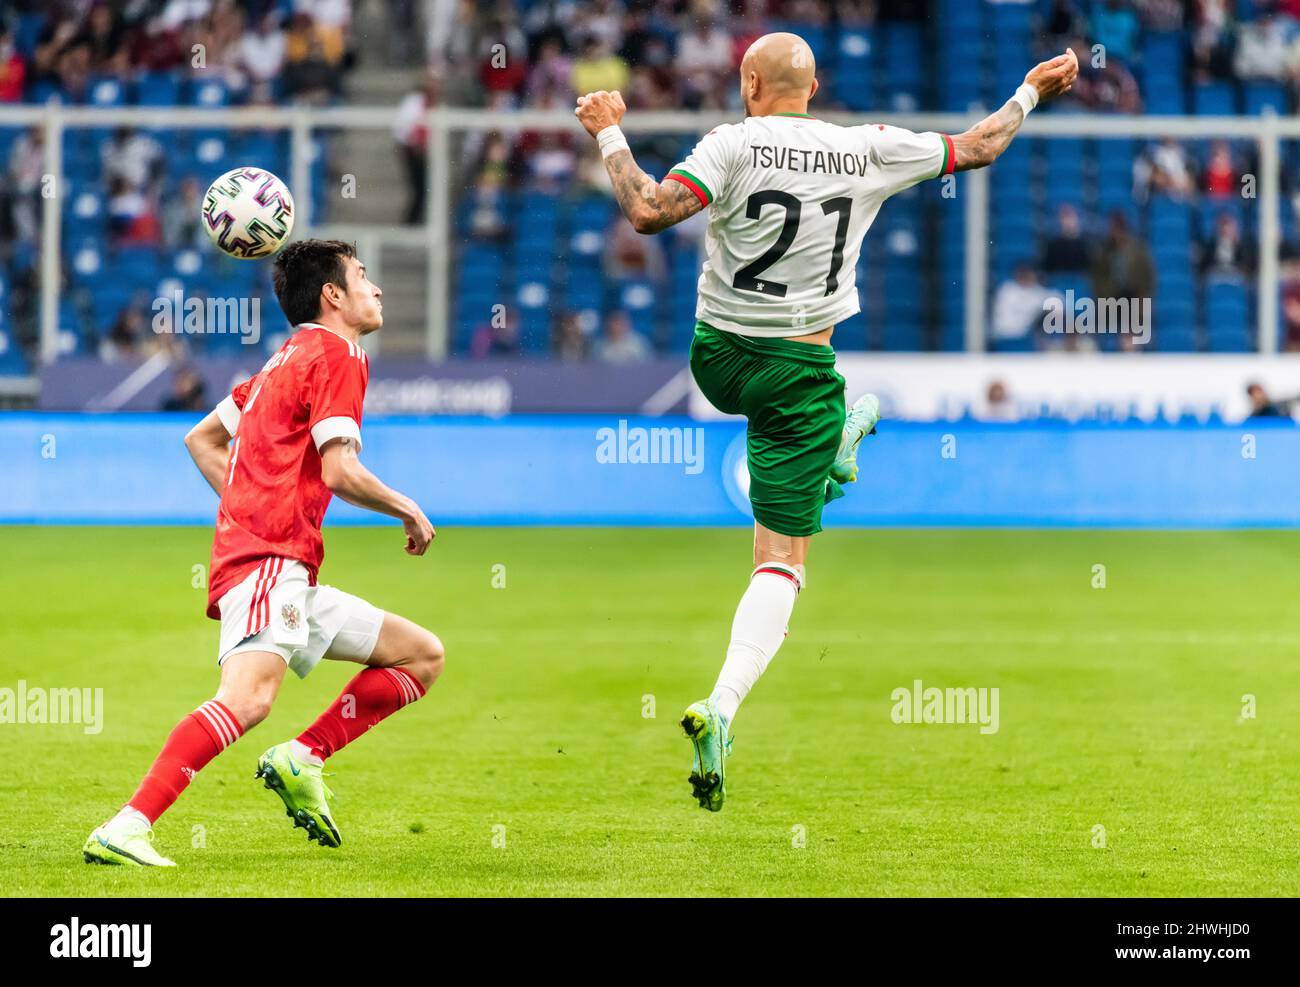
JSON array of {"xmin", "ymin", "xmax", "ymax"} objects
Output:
[{"xmin": 665, "ymin": 113, "xmax": 954, "ymax": 337}]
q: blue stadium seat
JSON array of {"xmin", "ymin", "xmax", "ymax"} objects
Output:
[
  {"xmin": 563, "ymin": 268, "xmax": 606, "ymax": 315},
  {"xmin": 938, "ymin": 0, "xmax": 982, "ymax": 30},
  {"xmin": 14, "ymin": 13, "xmax": 45, "ymax": 58},
  {"xmin": 1151, "ymin": 199, "xmax": 1194, "ymax": 241},
  {"xmin": 880, "ymin": 22, "xmax": 923, "ymax": 107},
  {"xmin": 1244, "ymin": 81, "xmax": 1287, "ymax": 116},
  {"xmin": 87, "ymin": 76, "xmax": 126, "ymax": 107},
  {"xmin": 1157, "ymin": 329, "xmax": 1198, "ymax": 353},
  {"xmin": 1155, "ymin": 292, "xmax": 1199, "ymax": 351},
  {"xmin": 27, "ymin": 80, "xmax": 62, "ymax": 104},
  {"xmin": 1206, "ymin": 326, "xmax": 1252, "ymax": 352},
  {"xmin": 454, "ymin": 244, "xmax": 506, "ymax": 351},
  {"xmin": 1199, "ymin": 201, "xmax": 1246, "ymax": 238},
  {"xmin": 881, "ymin": 320, "xmax": 924, "ymax": 351},
  {"xmin": 64, "ymin": 182, "xmax": 107, "ymax": 236},
  {"xmin": 835, "ymin": 28, "xmax": 874, "ymax": 72},
  {"xmin": 58, "ymin": 298, "xmax": 87, "ymax": 353},
  {"xmin": 569, "ymin": 195, "xmax": 614, "ymax": 237},
  {"xmin": 618, "ymin": 280, "xmax": 658, "ymax": 342},
  {"xmin": 515, "ymin": 280, "xmax": 552, "ymax": 354},
  {"xmin": 1145, "ymin": 81, "xmax": 1186, "ymax": 115},
  {"xmin": 1193, "ymin": 82, "xmax": 1237, "ymax": 115},
  {"xmin": 515, "ymin": 192, "xmax": 562, "ymax": 252},
  {"xmin": 1205, "ymin": 281, "xmax": 1250, "ymax": 329},
  {"xmin": 191, "ymin": 78, "xmax": 230, "ymax": 108},
  {"xmin": 831, "ymin": 62, "xmax": 876, "ymax": 112},
  {"xmin": 135, "ymin": 71, "xmax": 182, "ymax": 107},
  {"xmin": 238, "ymin": 133, "xmax": 290, "ymax": 178},
  {"xmin": 0, "ymin": 325, "xmax": 26, "ymax": 376}
]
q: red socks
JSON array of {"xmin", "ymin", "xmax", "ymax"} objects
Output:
[
  {"xmin": 123, "ymin": 668, "xmax": 424, "ymax": 825},
  {"xmin": 127, "ymin": 700, "xmax": 243, "ymax": 824},
  {"xmin": 297, "ymin": 666, "xmax": 426, "ymax": 762}
]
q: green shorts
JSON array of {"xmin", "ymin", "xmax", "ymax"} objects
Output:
[{"xmin": 689, "ymin": 320, "xmax": 847, "ymax": 537}]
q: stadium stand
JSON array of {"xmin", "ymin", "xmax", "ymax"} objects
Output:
[{"xmin": 0, "ymin": 0, "xmax": 1295, "ymax": 364}]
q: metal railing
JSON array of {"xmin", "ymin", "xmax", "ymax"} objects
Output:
[{"xmin": 0, "ymin": 102, "xmax": 1292, "ymax": 366}]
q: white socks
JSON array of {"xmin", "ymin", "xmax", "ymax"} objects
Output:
[
  {"xmin": 709, "ymin": 562, "xmax": 802, "ymax": 724},
  {"xmin": 112, "ymin": 806, "xmax": 151, "ymax": 829},
  {"xmin": 290, "ymin": 739, "xmax": 324, "ymax": 767}
]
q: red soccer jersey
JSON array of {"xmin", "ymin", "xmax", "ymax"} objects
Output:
[{"xmin": 205, "ymin": 323, "xmax": 369, "ymax": 618}]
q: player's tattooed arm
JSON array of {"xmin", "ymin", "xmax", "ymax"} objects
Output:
[
  {"xmin": 574, "ymin": 89, "xmax": 704, "ymax": 234},
  {"xmin": 951, "ymin": 49, "xmax": 1078, "ymax": 172},
  {"xmin": 320, "ymin": 437, "xmax": 435, "ymax": 556},
  {"xmin": 184, "ymin": 408, "xmax": 233, "ymax": 495},
  {"xmin": 949, "ymin": 102, "xmax": 1028, "ymax": 172},
  {"xmin": 604, "ymin": 148, "xmax": 704, "ymax": 233}
]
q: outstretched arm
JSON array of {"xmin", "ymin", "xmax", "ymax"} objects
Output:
[
  {"xmin": 951, "ymin": 49, "xmax": 1078, "ymax": 172},
  {"xmin": 575, "ymin": 90, "xmax": 705, "ymax": 234}
]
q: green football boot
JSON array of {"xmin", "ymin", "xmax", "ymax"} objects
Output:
[
  {"xmin": 681, "ymin": 699, "xmax": 732, "ymax": 812},
  {"xmin": 830, "ymin": 393, "xmax": 881, "ymax": 484},
  {"xmin": 255, "ymin": 743, "xmax": 341, "ymax": 847},
  {"xmin": 83, "ymin": 815, "xmax": 176, "ymax": 867}
]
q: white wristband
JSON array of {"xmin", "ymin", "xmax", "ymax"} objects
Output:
[
  {"xmin": 596, "ymin": 124, "xmax": 630, "ymax": 158},
  {"xmin": 1011, "ymin": 83, "xmax": 1039, "ymax": 117}
]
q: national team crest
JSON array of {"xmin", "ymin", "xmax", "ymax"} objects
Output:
[{"xmin": 280, "ymin": 603, "xmax": 301, "ymax": 631}]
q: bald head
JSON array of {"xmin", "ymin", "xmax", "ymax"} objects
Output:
[{"xmin": 740, "ymin": 32, "xmax": 818, "ymax": 115}]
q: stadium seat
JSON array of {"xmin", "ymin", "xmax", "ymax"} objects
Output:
[
  {"xmin": 880, "ymin": 22, "xmax": 923, "ymax": 108},
  {"xmin": 1144, "ymin": 81, "xmax": 1186, "ymax": 115},
  {"xmin": 14, "ymin": 13, "xmax": 45, "ymax": 57},
  {"xmin": 27, "ymin": 80, "xmax": 62, "ymax": 104},
  {"xmin": 0, "ymin": 326, "xmax": 26, "ymax": 376},
  {"xmin": 1193, "ymin": 82, "xmax": 1237, "ymax": 116},
  {"xmin": 881, "ymin": 320, "xmax": 924, "ymax": 351},
  {"xmin": 618, "ymin": 280, "xmax": 658, "ymax": 341},
  {"xmin": 1199, "ymin": 201, "xmax": 1246, "ymax": 238},
  {"xmin": 1243, "ymin": 81, "xmax": 1288, "ymax": 116},
  {"xmin": 238, "ymin": 133, "xmax": 290, "ymax": 178},
  {"xmin": 1151, "ymin": 199, "xmax": 1194, "ymax": 241},
  {"xmin": 515, "ymin": 281, "xmax": 552, "ymax": 354},
  {"xmin": 135, "ymin": 71, "xmax": 182, "ymax": 107},
  {"xmin": 514, "ymin": 193, "xmax": 562, "ymax": 253},
  {"xmin": 831, "ymin": 63, "xmax": 876, "ymax": 112},
  {"xmin": 191, "ymin": 79, "xmax": 230, "ymax": 108},
  {"xmin": 87, "ymin": 76, "xmax": 126, "ymax": 107},
  {"xmin": 1205, "ymin": 281, "xmax": 1250, "ymax": 328}
]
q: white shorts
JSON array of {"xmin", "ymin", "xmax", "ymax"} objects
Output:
[{"xmin": 216, "ymin": 558, "xmax": 385, "ymax": 679}]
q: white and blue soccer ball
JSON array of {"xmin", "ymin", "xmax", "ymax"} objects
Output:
[{"xmin": 201, "ymin": 167, "xmax": 295, "ymax": 259}]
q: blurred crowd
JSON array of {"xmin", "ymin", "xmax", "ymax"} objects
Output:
[
  {"xmin": 0, "ymin": 0, "xmax": 357, "ymax": 106},
  {"xmin": 10, "ymin": 0, "xmax": 1300, "ymax": 364}
]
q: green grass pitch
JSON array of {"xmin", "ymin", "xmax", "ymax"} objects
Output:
[{"xmin": 2, "ymin": 526, "xmax": 1298, "ymax": 896}]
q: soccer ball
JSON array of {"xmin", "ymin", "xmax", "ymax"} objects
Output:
[{"xmin": 201, "ymin": 167, "xmax": 295, "ymax": 259}]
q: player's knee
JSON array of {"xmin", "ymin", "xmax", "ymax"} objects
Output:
[
  {"xmin": 220, "ymin": 674, "xmax": 280, "ymax": 729},
  {"xmin": 222, "ymin": 690, "xmax": 275, "ymax": 730},
  {"xmin": 408, "ymin": 631, "xmax": 444, "ymax": 688}
]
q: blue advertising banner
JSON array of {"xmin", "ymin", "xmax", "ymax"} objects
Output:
[{"xmin": 1, "ymin": 414, "xmax": 1298, "ymax": 527}]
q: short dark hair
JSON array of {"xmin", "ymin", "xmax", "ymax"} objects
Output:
[{"xmin": 271, "ymin": 239, "xmax": 356, "ymax": 326}]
